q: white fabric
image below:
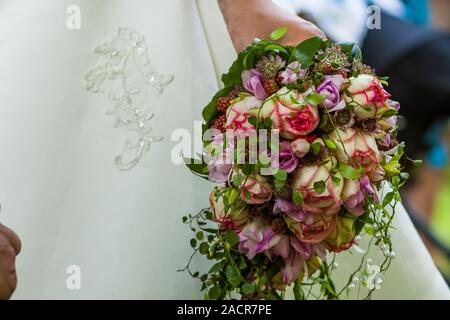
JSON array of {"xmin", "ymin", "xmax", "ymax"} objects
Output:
[{"xmin": 0, "ymin": 0, "xmax": 217, "ymax": 299}]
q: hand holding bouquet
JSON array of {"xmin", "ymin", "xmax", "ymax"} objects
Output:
[{"xmin": 182, "ymin": 29, "xmax": 414, "ymax": 300}]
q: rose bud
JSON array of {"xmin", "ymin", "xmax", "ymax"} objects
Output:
[
  {"xmin": 344, "ymin": 74, "xmax": 391, "ymax": 119},
  {"xmin": 260, "ymin": 87, "xmax": 320, "ymax": 139},
  {"xmin": 210, "ymin": 190, "xmax": 249, "ymax": 231},
  {"xmin": 277, "ymin": 141, "xmax": 299, "ymax": 173},
  {"xmin": 369, "ymin": 165, "xmax": 386, "ymax": 183},
  {"xmin": 341, "ymin": 179, "xmax": 365, "ymax": 216},
  {"xmin": 291, "ymin": 138, "xmax": 310, "ymax": 158},
  {"xmin": 316, "ymin": 75, "xmax": 346, "ymax": 111}
]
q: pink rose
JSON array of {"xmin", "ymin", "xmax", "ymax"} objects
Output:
[
  {"xmin": 210, "ymin": 190, "xmax": 249, "ymax": 231},
  {"xmin": 232, "ymin": 170, "xmax": 273, "ymax": 204},
  {"xmin": 238, "ymin": 217, "xmax": 281, "ymax": 259},
  {"xmin": 290, "ymin": 160, "xmax": 344, "ymax": 215},
  {"xmin": 280, "ymin": 237, "xmax": 312, "ymax": 283},
  {"xmin": 287, "ymin": 214, "xmax": 337, "ymax": 244},
  {"xmin": 260, "ymin": 87, "xmax": 320, "ymax": 139},
  {"xmin": 316, "ymin": 75, "xmax": 346, "ymax": 111},
  {"xmin": 332, "ymin": 128, "xmax": 382, "ymax": 174},
  {"xmin": 225, "ymin": 96, "xmax": 262, "ymax": 131},
  {"xmin": 344, "ymin": 74, "xmax": 391, "ymax": 119},
  {"xmin": 291, "ymin": 137, "xmax": 310, "ymax": 158},
  {"xmin": 341, "ymin": 179, "xmax": 365, "ymax": 216}
]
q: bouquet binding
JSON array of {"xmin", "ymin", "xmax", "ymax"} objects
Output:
[{"xmin": 181, "ymin": 29, "xmax": 416, "ymax": 300}]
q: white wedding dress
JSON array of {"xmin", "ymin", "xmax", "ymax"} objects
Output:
[{"xmin": 0, "ymin": 0, "xmax": 448, "ymax": 299}]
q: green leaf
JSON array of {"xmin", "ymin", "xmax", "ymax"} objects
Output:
[
  {"xmin": 264, "ymin": 117, "xmax": 273, "ymax": 128},
  {"xmin": 248, "ymin": 116, "xmax": 259, "ymax": 127},
  {"xmin": 264, "ymin": 43, "xmax": 289, "ymax": 55},
  {"xmin": 382, "ymin": 192, "xmax": 395, "ymax": 207},
  {"xmin": 290, "ymin": 36, "xmax": 322, "ymax": 66},
  {"xmin": 270, "ymin": 27, "xmax": 288, "ymax": 41},
  {"xmin": 208, "ymin": 286, "xmax": 222, "ymax": 299},
  {"xmin": 184, "ymin": 158, "xmax": 208, "ymax": 178},
  {"xmin": 338, "ymin": 163, "xmax": 361, "ymax": 179},
  {"xmin": 238, "ymin": 257, "xmax": 247, "ymax": 270},
  {"xmin": 412, "ymin": 159, "xmax": 423, "ymax": 167},
  {"xmin": 209, "ymin": 261, "xmax": 225, "ymax": 274},
  {"xmin": 323, "ymin": 137, "xmax": 337, "ymax": 150},
  {"xmin": 232, "ymin": 173, "xmax": 244, "ymax": 187},
  {"xmin": 290, "ymin": 95, "xmax": 300, "ymax": 105},
  {"xmin": 227, "ymin": 188, "xmax": 239, "ymax": 204},
  {"xmin": 203, "ymin": 228, "xmax": 218, "ymax": 234},
  {"xmin": 310, "ymin": 142, "xmax": 322, "ymax": 155},
  {"xmin": 221, "ymin": 47, "xmax": 250, "ymax": 87},
  {"xmin": 225, "ymin": 264, "xmax": 242, "ymax": 288},
  {"xmin": 313, "ymin": 180, "xmax": 326, "ymax": 193},
  {"xmin": 274, "ymin": 169, "xmax": 288, "ymax": 180},
  {"xmin": 338, "ymin": 42, "xmax": 355, "ymax": 55},
  {"xmin": 243, "ymin": 49, "xmax": 257, "ymax": 69},
  {"xmin": 196, "ymin": 231, "xmax": 204, "ymax": 241},
  {"xmin": 292, "ymin": 191, "xmax": 304, "ymax": 205},
  {"xmin": 242, "ymin": 163, "xmax": 255, "ymax": 175},
  {"xmin": 274, "ymin": 178, "xmax": 285, "ymax": 191},
  {"xmin": 224, "ymin": 229, "xmax": 239, "ymax": 246},
  {"xmin": 319, "ymin": 114, "xmax": 329, "ymax": 129},
  {"xmin": 306, "ymin": 93, "xmax": 325, "ymax": 106},
  {"xmin": 241, "ymin": 283, "xmax": 256, "ymax": 295},
  {"xmin": 199, "ymin": 242, "xmax": 209, "ymax": 255},
  {"xmin": 381, "ymin": 109, "xmax": 398, "ymax": 118},
  {"xmin": 190, "ymin": 238, "xmax": 197, "ymax": 248},
  {"xmin": 293, "ymin": 282, "xmax": 305, "ymax": 300},
  {"xmin": 355, "ymin": 211, "xmax": 371, "ymax": 235},
  {"xmin": 332, "ymin": 175, "xmax": 341, "ymax": 186}
]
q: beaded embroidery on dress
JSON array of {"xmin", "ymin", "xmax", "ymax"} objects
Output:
[{"xmin": 85, "ymin": 27, "xmax": 174, "ymax": 170}]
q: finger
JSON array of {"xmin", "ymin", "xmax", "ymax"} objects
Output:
[{"xmin": 0, "ymin": 224, "xmax": 21, "ymax": 255}]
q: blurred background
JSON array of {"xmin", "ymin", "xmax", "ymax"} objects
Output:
[{"xmin": 288, "ymin": 0, "xmax": 450, "ymax": 286}]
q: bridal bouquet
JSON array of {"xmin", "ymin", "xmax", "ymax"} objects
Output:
[{"xmin": 182, "ymin": 29, "xmax": 415, "ymax": 300}]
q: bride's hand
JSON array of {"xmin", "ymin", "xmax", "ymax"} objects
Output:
[
  {"xmin": 0, "ymin": 224, "xmax": 21, "ymax": 299},
  {"xmin": 218, "ymin": 0, "xmax": 325, "ymax": 52}
]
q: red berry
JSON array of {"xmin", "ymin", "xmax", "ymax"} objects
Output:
[
  {"xmin": 262, "ymin": 78, "xmax": 279, "ymax": 96},
  {"xmin": 305, "ymin": 134, "xmax": 317, "ymax": 143},
  {"xmin": 275, "ymin": 70, "xmax": 284, "ymax": 84},
  {"xmin": 217, "ymin": 96, "xmax": 232, "ymax": 113},
  {"xmin": 211, "ymin": 114, "xmax": 227, "ymax": 133}
]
